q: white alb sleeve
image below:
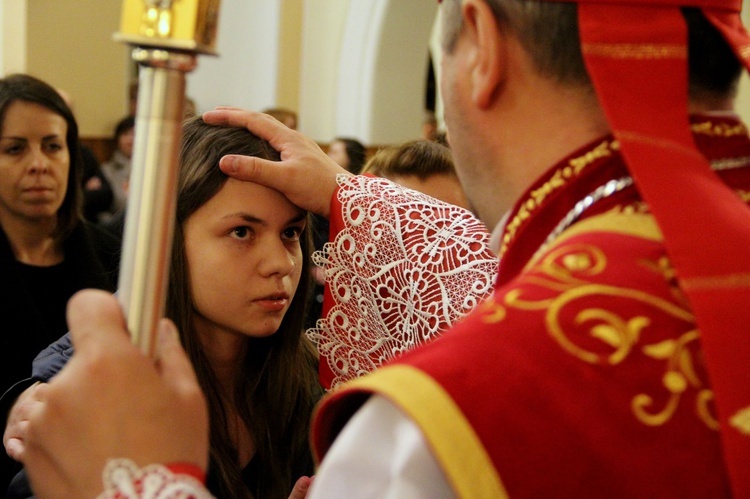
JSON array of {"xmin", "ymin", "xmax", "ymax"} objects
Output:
[{"xmin": 308, "ymin": 395, "xmax": 456, "ymax": 499}]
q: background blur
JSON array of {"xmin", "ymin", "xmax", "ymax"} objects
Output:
[{"xmin": 1, "ymin": 0, "xmax": 748, "ymax": 158}]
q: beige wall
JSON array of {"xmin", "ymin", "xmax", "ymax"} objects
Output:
[
  {"xmin": 298, "ymin": 0, "xmax": 437, "ymax": 144},
  {"xmin": 277, "ymin": 0, "xmax": 303, "ymax": 112},
  {"xmin": 1, "ymin": 0, "xmax": 27, "ymax": 75},
  {"xmin": 26, "ymin": 0, "xmax": 130, "ymax": 138},
  {"xmin": 299, "ymin": 0, "xmax": 349, "ymax": 139}
]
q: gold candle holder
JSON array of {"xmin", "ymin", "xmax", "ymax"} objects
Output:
[
  {"xmin": 115, "ymin": 0, "xmax": 220, "ymax": 356},
  {"xmin": 115, "ymin": 0, "xmax": 221, "ymax": 54}
]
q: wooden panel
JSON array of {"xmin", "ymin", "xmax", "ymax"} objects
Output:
[{"xmin": 80, "ymin": 137, "xmax": 116, "ymax": 165}]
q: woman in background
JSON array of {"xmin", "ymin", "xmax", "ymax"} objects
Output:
[
  {"xmin": 326, "ymin": 137, "xmax": 366, "ymax": 174},
  {"xmin": 0, "ymin": 73, "xmax": 120, "ymax": 493},
  {"xmin": 362, "ymin": 139, "xmax": 470, "ymax": 209}
]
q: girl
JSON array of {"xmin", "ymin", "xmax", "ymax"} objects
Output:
[{"xmin": 171, "ymin": 117, "xmax": 322, "ymax": 498}]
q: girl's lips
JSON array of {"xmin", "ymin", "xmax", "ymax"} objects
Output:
[{"xmin": 254, "ymin": 297, "xmax": 289, "ymax": 312}]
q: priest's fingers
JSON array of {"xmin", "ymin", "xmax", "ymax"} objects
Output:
[
  {"xmin": 66, "ymin": 289, "xmax": 128, "ymax": 354},
  {"xmin": 204, "ymin": 108, "xmax": 348, "ymax": 217}
]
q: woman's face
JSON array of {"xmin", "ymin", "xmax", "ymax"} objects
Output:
[
  {"xmin": 184, "ymin": 178, "xmax": 306, "ymax": 342},
  {"xmin": 0, "ymin": 101, "xmax": 70, "ymax": 226},
  {"xmin": 327, "ymin": 140, "xmax": 350, "ymax": 170}
]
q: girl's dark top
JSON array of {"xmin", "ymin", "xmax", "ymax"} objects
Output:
[
  {"xmin": 205, "ymin": 450, "xmax": 317, "ymax": 499},
  {"xmin": 0, "ymin": 220, "xmax": 121, "ymax": 496},
  {"xmin": 3, "ymin": 332, "xmax": 321, "ymax": 499}
]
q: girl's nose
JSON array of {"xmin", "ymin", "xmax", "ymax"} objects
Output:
[{"xmin": 257, "ymin": 240, "xmax": 296, "ymax": 277}]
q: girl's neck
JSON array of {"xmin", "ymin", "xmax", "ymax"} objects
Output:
[
  {"xmin": 1, "ymin": 216, "xmax": 63, "ymax": 265},
  {"xmin": 194, "ymin": 316, "xmax": 248, "ymax": 393}
]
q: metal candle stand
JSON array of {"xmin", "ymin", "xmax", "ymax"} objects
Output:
[{"xmin": 114, "ymin": 0, "xmax": 221, "ymax": 356}]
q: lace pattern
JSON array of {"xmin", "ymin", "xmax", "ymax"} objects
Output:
[
  {"xmin": 307, "ymin": 175, "xmax": 498, "ymax": 388},
  {"xmin": 97, "ymin": 459, "xmax": 213, "ymax": 499}
]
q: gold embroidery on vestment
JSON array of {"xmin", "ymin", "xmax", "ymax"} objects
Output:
[
  {"xmin": 730, "ymin": 407, "xmax": 750, "ymax": 435},
  {"xmin": 682, "ymin": 272, "xmax": 750, "ymax": 291},
  {"xmin": 582, "ymin": 43, "xmax": 686, "ymax": 60},
  {"xmin": 691, "ymin": 121, "xmax": 748, "ymax": 137},
  {"xmin": 633, "ymin": 330, "xmax": 714, "ymax": 427},
  {"xmin": 500, "ymin": 140, "xmax": 617, "ymax": 256},
  {"xmin": 479, "ymin": 296, "xmax": 506, "ymax": 324},
  {"xmin": 545, "ymin": 284, "xmax": 691, "ymax": 365},
  {"xmin": 697, "ymin": 391, "xmax": 720, "ymax": 431},
  {"xmin": 506, "ymin": 217, "xmax": 716, "ymax": 429}
]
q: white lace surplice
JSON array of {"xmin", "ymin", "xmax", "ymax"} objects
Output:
[{"xmin": 307, "ymin": 175, "xmax": 499, "ymax": 389}]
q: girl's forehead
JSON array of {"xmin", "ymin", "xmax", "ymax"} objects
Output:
[{"xmin": 207, "ymin": 178, "xmax": 304, "ymax": 218}]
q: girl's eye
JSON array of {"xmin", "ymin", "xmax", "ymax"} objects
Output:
[
  {"xmin": 45, "ymin": 142, "xmax": 64, "ymax": 152},
  {"xmin": 282, "ymin": 226, "xmax": 303, "ymax": 241},
  {"xmin": 231, "ymin": 227, "xmax": 252, "ymax": 240}
]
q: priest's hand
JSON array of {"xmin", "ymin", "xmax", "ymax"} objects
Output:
[
  {"xmin": 203, "ymin": 107, "xmax": 350, "ymax": 218},
  {"xmin": 20, "ymin": 290, "xmax": 209, "ymax": 498}
]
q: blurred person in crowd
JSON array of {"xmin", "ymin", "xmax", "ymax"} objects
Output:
[
  {"xmin": 262, "ymin": 107, "xmax": 298, "ymax": 130},
  {"xmin": 363, "ymin": 139, "xmax": 470, "ymax": 209},
  {"xmin": 326, "ymin": 137, "xmax": 366, "ymax": 175},
  {"xmin": 99, "ymin": 115, "xmax": 134, "ymax": 223}
]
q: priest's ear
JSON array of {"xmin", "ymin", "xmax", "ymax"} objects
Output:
[{"xmin": 461, "ymin": 0, "xmax": 506, "ymax": 109}]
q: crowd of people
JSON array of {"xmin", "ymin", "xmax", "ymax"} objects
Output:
[{"xmin": 2, "ymin": 0, "xmax": 750, "ymax": 496}]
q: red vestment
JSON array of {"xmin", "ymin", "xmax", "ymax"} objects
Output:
[{"xmin": 312, "ymin": 116, "xmax": 750, "ymax": 497}]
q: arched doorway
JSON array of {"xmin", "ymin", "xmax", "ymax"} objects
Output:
[{"xmin": 333, "ymin": 0, "xmax": 439, "ymax": 144}]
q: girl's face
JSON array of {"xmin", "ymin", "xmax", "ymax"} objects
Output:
[
  {"xmin": 0, "ymin": 101, "xmax": 70, "ymax": 226},
  {"xmin": 184, "ymin": 178, "xmax": 306, "ymax": 342}
]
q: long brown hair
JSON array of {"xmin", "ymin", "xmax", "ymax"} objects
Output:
[{"xmin": 168, "ymin": 117, "xmax": 321, "ymax": 498}]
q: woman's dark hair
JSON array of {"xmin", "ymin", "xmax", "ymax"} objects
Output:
[
  {"xmin": 0, "ymin": 74, "xmax": 83, "ymax": 238},
  {"xmin": 168, "ymin": 117, "xmax": 321, "ymax": 498},
  {"xmin": 335, "ymin": 137, "xmax": 367, "ymax": 174}
]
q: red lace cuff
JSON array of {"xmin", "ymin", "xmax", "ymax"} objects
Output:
[
  {"xmin": 165, "ymin": 462, "xmax": 206, "ymax": 483},
  {"xmin": 97, "ymin": 458, "xmax": 213, "ymax": 498}
]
